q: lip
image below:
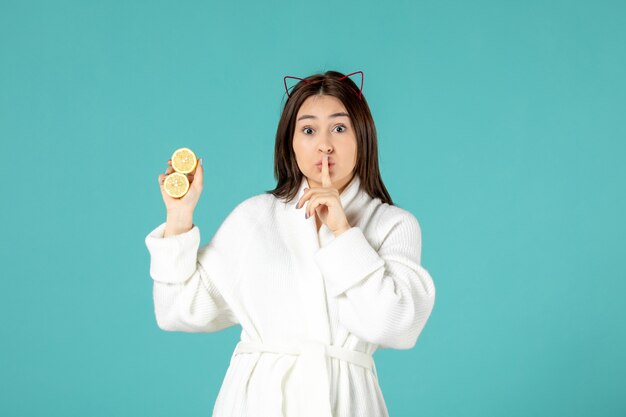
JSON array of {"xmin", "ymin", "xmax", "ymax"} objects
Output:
[
  {"xmin": 316, "ymin": 163, "xmax": 335, "ymax": 169},
  {"xmin": 316, "ymin": 160, "xmax": 335, "ymax": 166},
  {"xmin": 316, "ymin": 163, "xmax": 334, "ymax": 171}
]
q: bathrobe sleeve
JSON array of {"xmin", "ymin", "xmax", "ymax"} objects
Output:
[
  {"xmin": 144, "ymin": 202, "xmax": 250, "ymax": 333},
  {"xmin": 313, "ymin": 206, "xmax": 435, "ymax": 349}
]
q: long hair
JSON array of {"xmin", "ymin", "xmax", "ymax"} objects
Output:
[{"xmin": 265, "ymin": 70, "xmax": 394, "ymax": 206}]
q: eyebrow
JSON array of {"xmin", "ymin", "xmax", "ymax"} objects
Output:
[{"xmin": 297, "ymin": 112, "xmax": 350, "ymax": 122}]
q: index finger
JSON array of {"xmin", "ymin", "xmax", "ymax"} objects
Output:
[
  {"xmin": 321, "ymin": 154, "xmax": 332, "ymax": 188},
  {"xmin": 192, "ymin": 157, "xmax": 203, "ymax": 187}
]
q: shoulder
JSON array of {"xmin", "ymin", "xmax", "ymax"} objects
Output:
[
  {"xmin": 234, "ymin": 192, "xmax": 276, "ymax": 215},
  {"xmin": 373, "ymin": 203, "xmax": 422, "ymax": 246},
  {"xmin": 223, "ymin": 191, "xmax": 276, "ymax": 227},
  {"xmin": 203, "ymin": 192, "xmax": 275, "ymax": 248}
]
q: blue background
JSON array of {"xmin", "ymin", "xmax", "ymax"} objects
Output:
[{"xmin": 1, "ymin": 0, "xmax": 624, "ymax": 416}]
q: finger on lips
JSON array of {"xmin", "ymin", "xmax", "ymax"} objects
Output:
[{"xmin": 321, "ymin": 155, "xmax": 332, "ymax": 187}]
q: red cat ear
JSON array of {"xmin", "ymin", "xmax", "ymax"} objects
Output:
[
  {"xmin": 283, "ymin": 76, "xmax": 305, "ymax": 99},
  {"xmin": 338, "ymin": 70, "xmax": 364, "ymax": 100}
]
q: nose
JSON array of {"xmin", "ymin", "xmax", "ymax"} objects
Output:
[{"xmin": 318, "ymin": 138, "xmax": 333, "ymax": 153}]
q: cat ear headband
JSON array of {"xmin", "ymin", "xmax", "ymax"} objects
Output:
[{"xmin": 283, "ymin": 70, "xmax": 364, "ymax": 100}]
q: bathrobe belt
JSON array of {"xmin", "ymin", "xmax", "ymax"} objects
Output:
[{"xmin": 233, "ymin": 340, "xmax": 378, "ymax": 417}]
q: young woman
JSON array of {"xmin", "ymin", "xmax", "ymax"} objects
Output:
[{"xmin": 145, "ymin": 70, "xmax": 436, "ymax": 417}]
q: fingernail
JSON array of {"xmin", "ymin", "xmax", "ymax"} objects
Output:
[{"xmin": 199, "ymin": 158, "xmax": 203, "ymax": 166}]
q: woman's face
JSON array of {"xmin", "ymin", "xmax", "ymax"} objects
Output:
[{"xmin": 292, "ymin": 94, "xmax": 358, "ymax": 194}]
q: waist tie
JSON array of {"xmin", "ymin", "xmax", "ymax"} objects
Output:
[{"xmin": 232, "ymin": 340, "xmax": 378, "ymax": 417}]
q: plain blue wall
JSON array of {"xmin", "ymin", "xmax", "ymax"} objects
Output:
[{"xmin": 1, "ymin": 0, "xmax": 624, "ymax": 416}]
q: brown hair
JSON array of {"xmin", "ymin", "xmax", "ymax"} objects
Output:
[{"xmin": 265, "ymin": 70, "xmax": 394, "ymax": 206}]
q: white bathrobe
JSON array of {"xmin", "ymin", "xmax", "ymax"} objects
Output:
[{"xmin": 144, "ymin": 173, "xmax": 436, "ymax": 417}]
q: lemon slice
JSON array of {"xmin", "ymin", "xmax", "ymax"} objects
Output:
[
  {"xmin": 171, "ymin": 147, "xmax": 197, "ymax": 174},
  {"xmin": 164, "ymin": 172, "xmax": 190, "ymax": 198}
]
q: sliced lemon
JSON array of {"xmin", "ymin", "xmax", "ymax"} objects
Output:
[
  {"xmin": 164, "ymin": 172, "xmax": 190, "ymax": 198},
  {"xmin": 171, "ymin": 147, "xmax": 197, "ymax": 174}
]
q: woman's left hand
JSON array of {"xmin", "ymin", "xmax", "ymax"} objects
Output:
[{"xmin": 296, "ymin": 155, "xmax": 352, "ymax": 237}]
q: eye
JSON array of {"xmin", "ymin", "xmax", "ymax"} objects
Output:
[{"xmin": 301, "ymin": 124, "xmax": 347, "ymax": 135}]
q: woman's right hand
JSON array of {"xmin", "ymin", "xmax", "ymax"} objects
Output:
[{"xmin": 158, "ymin": 158, "xmax": 204, "ymax": 215}]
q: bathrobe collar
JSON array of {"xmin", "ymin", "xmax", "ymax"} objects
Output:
[{"xmin": 280, "ymin": 173, "xmax": 368, "ymax": 345}]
